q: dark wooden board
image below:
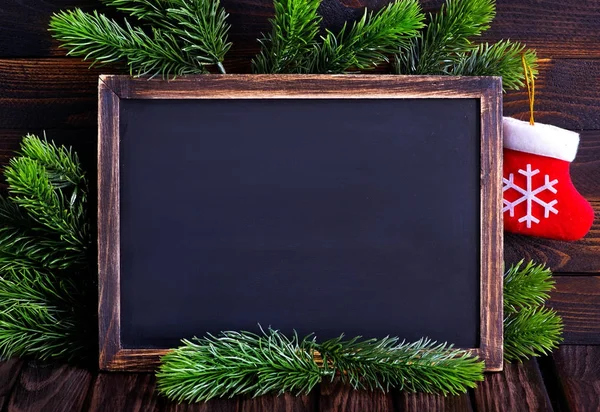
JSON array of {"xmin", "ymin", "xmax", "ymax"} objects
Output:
[
  {"xmin": 552, "ymin": 346, "xmax": 600, "ymax": 412},
  {"xmin": 394, "ymin": 392, "xmax": 472, "ymax": 412},
  {"xmin": 238, "ymin": 393, "xmax": 316, "ymax": 412},
  {"xmin": 2, "ymin": 58, "xmax": 600, "ymax": 130},
  {"xmin": 547, "ymin": 276, "xmax": 600, "ymax": 344},
  {"xmin": 6, "ymin": 362, "xmax": 92, "ymax": 412},
  {"xmin": 319, "ymin": 379, "xmax": 394, "ymax": 412},
  {"xmin": 503, "ymin": 59, "xmax": 600, "ymax": 130},
  {"xmin": 0, "ymin": 347, "xmax": 598, "ymax": 411},
  {"xmin": 0, "ymin": 359, "xmax": 23, "ymax": 409},
  {"xmin": 88, "ymin": 373, "xmax": 160, "ymax": 412},
  {"xmin": 2, "ymin": 0, "xmax": 600, "ymax": 60},
  {"xmin": 472, "ymin": 360, "xmax": 553, "ymax": 412}
]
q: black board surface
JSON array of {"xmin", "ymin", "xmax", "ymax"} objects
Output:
[{"xmin": 119, "ymin": 98, "xmax": 481, "ymax": 349}]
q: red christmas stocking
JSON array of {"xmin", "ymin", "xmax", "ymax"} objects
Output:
[{"xmin": 503, "ymin": 117, "xmax": 594, "ymax": 241}]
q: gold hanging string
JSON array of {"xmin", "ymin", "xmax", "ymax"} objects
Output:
[{"xmin": 522, "ymin": 54, "xmax": 535, "ymax": 125}]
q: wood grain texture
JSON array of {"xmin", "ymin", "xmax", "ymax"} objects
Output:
[
  {"xmin": 97, "ymin": 78, "xmax": 121, "ymax": 371},
  {"xmin": 0, "ymin": 59, "xmax": 112, "ymax": 129},
  {"xmin": 394, "ymin": 392, "xmax": 472, "ymax": 412},
  {"xmin": 319, "ymin": 379, "xmax": 394, "ymax": 412},
  {"xmin": 88, "ymin": 373, "xmax": 160, "ymax": 412},
  {"xmin": 160, "ymin": 398, "xmax": 240, "ymax": 412},
  {"xmin": 552, "ymin": 346, "xmax": 600, "ymax": 412},
  {"xmin": 504, "ymin": 59, "xmax": 600, "ymax": 130},
  {"xmin": 472, "ymin": 361, "xmax": 553, "ymax": 412},
  {"xmin": 7, "ymin": 362, "xmax": 92, "ymax": 412},
  {"xmin": 3, "ymin": 0, "xmax": 600, "ymax": 59},
  {"xmin": 478, "ymin": 75, "xmax": 504, "ymax": 372},
  {"xmin": 238, "ymin": 393, "xmax": 316, "ymax": 412},
  {"xmin": 104, "ymin": 73, "xmax": 500, "ymax": 99},
  {"xmin": 547, "ymin": 276, "xmax": 600, "ymax": 344},
  {"xmin": 2, "ymin": 58, "xmax": 600, "ymax": 130},
  {"xmin": 0, "ymin": 359, "xmax": 23, "ymax": 409}
]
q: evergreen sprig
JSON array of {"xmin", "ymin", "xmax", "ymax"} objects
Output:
[
  {"xmin": 306, "ymin": 0, "xmax": 425, "ymax": 73},
  {"xmin": 253, "ymin": 0, "xmax": 425, "ymax": 74},
  {"xmin": 396, "ymin": 0, "xmax": 495, "ymax": 74},
  {"xmin": 157, "ymin": 330, "xmax": 322, "ymax": 402},
  {"xmin": 0, "ymin": 268, "xmax": 84, "ymax": 361},
  {"xmin": 0, "ymin": 135, "xmax": 91, "ymax": 362},
  {"xmin": 317, "ymin": 336, "xmax": 484, "ymax": 394},
  {"xmin": 252, "ymin": 0, "xmax": 322, "ymax": 74},
  {"xmin": 157, "ymin": 328, "xmax": 484, "ymax": 403},
  {"xmin": 503, "ymin": 261, "xmax": 563, "ymax": 362},
  {"xmin": 451, "ymin": 41, "xmax": 538, "ymax": 91},
  {"xmin": 49, "ymin": 0, "xmax": 231, "ymax": 77}
]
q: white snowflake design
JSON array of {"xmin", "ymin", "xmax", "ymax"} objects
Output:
[{"xmin": 503, "ymin": 164, "xmax": 559, "ymax": 228}]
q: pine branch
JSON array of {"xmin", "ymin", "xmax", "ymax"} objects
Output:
[
  {"xmin": 0, "ymin": 268, "xmax": 84, "ymax": 361},
  {"xmin": 503, "ymin": 261, "xmax": 564, "ymax": 362},
  {"xmin": 396, "ymin": 0, "xmax": 495, "ymax": 74},
  {"xmin": 252, "ymin": 0, "xmax": 321, "ymax": 74},
  {"xmin": 157, "ymin": 328, "xmax": 483, "ymax": 403},
  {"xmin": 317, "ymin": 336, "xmax": 484, "ymax": 395},
  {"xmin": 0, "ymin": 135, "xmax": 92, "ymax": 362},
  {"xmin": 18, "ymin": 135, "xmax": 85, "ymax": 189},
  {"xmin": 157, "ymin": 329, "xmax": 322, "ymax": 402},
  {"xmin": 307, "ymin": 0, "xmax": 425, "ymax": 73},
  {"xmin": 96, "ymin": 0, "xmax": 232, "ymax": 73},
  {"xmin": 0, "ymin": 197, "xmax": 82, "ymax": 271},
  {"xmin": 504, "ymin": 307, "xmax": 563, "ymax": 362},
  {"xmin": 4, "ymin": 141, "xmax": 89, "ymax": 260},
  {"xmin": 50, "ymin": 0, "xmax": 232, "ymax": 77},
  {"xmin": 504, "ymin": 260, "xmax": 553, "ymax": 312},
  {"xmin": 451, "ymin": 41, "xmax": 538, "ymax": 91}
]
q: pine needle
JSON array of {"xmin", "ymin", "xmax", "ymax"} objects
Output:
[
  {"xmin": 317, "ymin": 336, "xmax": 484, "ymax": 395},
  {"xmin": 252, "ymin": 0, "xmax": 322, "ymax": 73},
  {"xmin": 451, "ymin": 41, "xmax": 538, "ymax": 91},
  {"xmin": 156, "ymin": 328, "xmax": 484, "ymax": 402},
  {"xmin": 504, "ymin": 260, "xmax": 554, "ymax": 312},
  {"xmin": 0, "ymin": 135, "xmax": 92, "ymax": 362},
  {"xmin": 49, "ymin": 0, "xmax": 231, "ymax": 77},
  {"xmin": 307, "ymin": 0, "xmax": 425, "ymax": 73},
  {"xmin": 504, "ymin": 307, "xmax": 563, "ymax": 362},
  {"xmin": 503, "ymin": 261, "xmax": 563, "ymax": 362},
  {"xmin": 396, "ymin": 0, "xmax": 496, "ymax": 74},
  {"xmin": 253, "ymin": 0, "xmax": 425, "ymax": 74},
  {"xmin": 157, "ymin": 329, "xmax": 322, "ymax": 403}
]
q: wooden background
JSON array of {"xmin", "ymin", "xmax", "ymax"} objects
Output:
[{"xmin": 0, "ymin": 0, "xmax": 598, "ymax": 411}]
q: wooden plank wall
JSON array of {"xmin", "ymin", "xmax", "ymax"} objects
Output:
[{"xmin": 0, "ymin": 0, "xmax": 598, "ymax": 346}]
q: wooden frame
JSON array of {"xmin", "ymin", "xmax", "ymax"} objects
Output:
[{"xmin": 98, "ymin": 74, "xmax": 503, "ymax": 372}]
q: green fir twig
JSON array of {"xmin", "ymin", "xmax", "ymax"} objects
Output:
[
  {"xmin": 396, "ymin": 0, "xmax": 495, "ymax": 74},
  {"xmin": 49, "ymin": 0, "xmax": 231, "ymax": 77},
  {"xmin": 306, "ymin": 0, "xmax": 425, "ymax": 73},
  {"xmin": 451, "ymin": 41, "xmax": 538, "ymax": 91},
  {"xmin": 252, "ymin": 0, "xmax": 322, "ymax": 73},
  {"xmin": 503, "ymin": 260, "xmax": 563, "ymax": 362},
  {"xmin": 157, "ymin": 329, "xmax": 322, "ymax": 402},
  {"xmin": 504, "ymin": 307, "xmax": 563, "ymax": 362},
  {"xmin": 0, "ymin": 135, "xmax": 92, "ymax": 362},
  {"xmin": 156, "ymin": 328, "xmax": 484, "ymax": 403},
  {"xmin": 317, "ymin": 336, "xmax": 484, "ymax": 394},
  {"xmin": 253, "ymin": 0, "xmax": 425, "ymax": 74}
]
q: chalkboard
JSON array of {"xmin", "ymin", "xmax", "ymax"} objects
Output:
[{"xmin": 98, "ymin": 75, "xmax": 503, "ymax": 372}]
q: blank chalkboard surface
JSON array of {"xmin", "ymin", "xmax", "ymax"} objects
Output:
[{"xmin": 98, "ymin": 75, "xmax": 503, "ymax": 372}]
